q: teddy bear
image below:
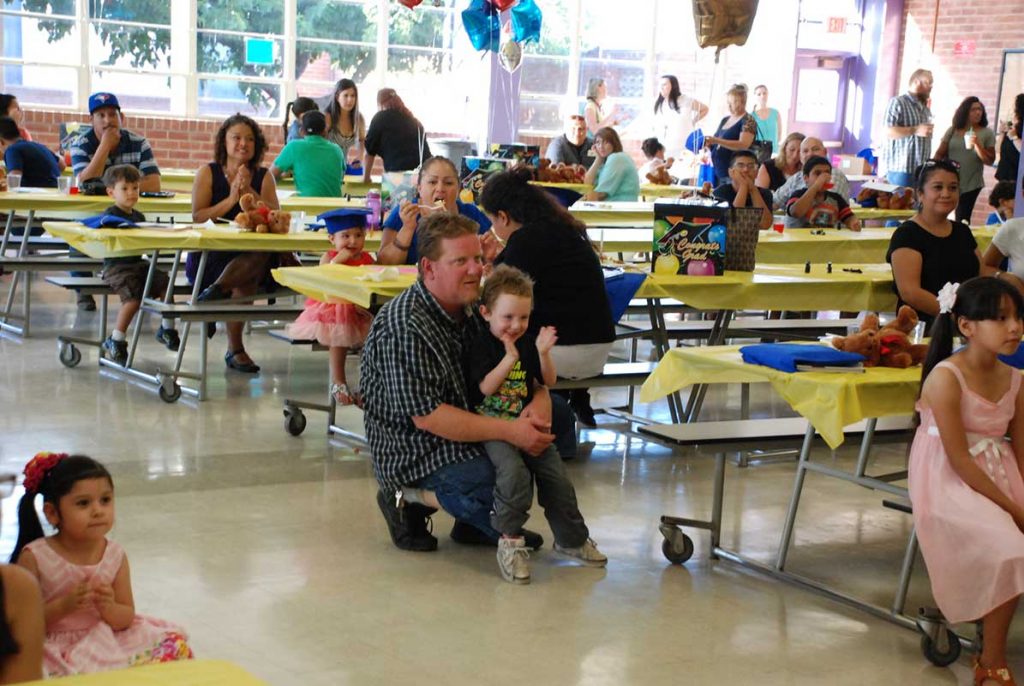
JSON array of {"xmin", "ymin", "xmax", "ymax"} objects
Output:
[
  {"xmin": 234, "ymin": 193, "xmax": 291, "ymax": 234},
  {"xmin": 535, "ymin": 159, "xmax": 586, "ymax": 184},
  {"xmin": 831, "ymin": 305, "xmax": 928, "ymax": 368},
  {"xmin": 645, "ymin": 157, "xmax": 675, "ymax": 186}
]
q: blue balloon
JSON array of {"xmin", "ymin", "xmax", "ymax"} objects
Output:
[
  {"xmin": 510, "ymin": 0, "xmax": 542, "ymax": 43},
  {"xmin": 708, "ymin": 224, "xmax": 727, "ymax": 253},
  {"xmin": 462, "ymin": 0, "xmax": 500, "ymax": 52}
]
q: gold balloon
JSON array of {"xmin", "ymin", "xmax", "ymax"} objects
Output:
[{"xmin": 692, "ymin": 0, "xmax": 760, "ymax": 60}]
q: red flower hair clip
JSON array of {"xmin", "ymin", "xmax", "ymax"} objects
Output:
[{"xmin": 22, "ymin": 452, "xmax": 68, "ymax": 495}]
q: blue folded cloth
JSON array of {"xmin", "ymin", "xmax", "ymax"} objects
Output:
[
  {"xmin": 999, "ymin": 342, "xmax": 1024, "ymax": 369},
  {"xmin": 740, "ymin": 343, "xmax": 865, "ymax": 373},
  {"xmin": 82, "ymin": 214, "xmax": 136, "ymax": 229}
]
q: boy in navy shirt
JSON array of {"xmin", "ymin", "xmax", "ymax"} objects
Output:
[
  {"xmin": 98, "ymin": 165, "xmax": 179, "ymax": 364},
  {"xmin": 0, "ymin": 116, "xmax": 62, "ymax": 187}
]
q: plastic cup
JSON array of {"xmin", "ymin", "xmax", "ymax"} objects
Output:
[
  {"xmin": 773, "ymin": 223, "xmax": 784, "ymax": 234},
  {"xmin": 7, "ymin": 173, "xmax": 21, "ymax": 191},
  {"xmin": 57, "ymin": 176, "xmax": 72, "ymax": 195},
  {"xmin": 290, "ymin": 211, "xmax": 306, "ymax": 233}
]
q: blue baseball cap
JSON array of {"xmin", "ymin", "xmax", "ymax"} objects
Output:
[
  {"xmin": 318, "ymin": 208, "xmax": 371, "ymax": 234},
  {"xmin": 88, "ymin": 92, "xmax": 120, "ymax": 114}
]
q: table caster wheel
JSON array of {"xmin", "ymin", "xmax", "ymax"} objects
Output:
[
  {"xmin": 659, "ymin": 523, "xmax": 694, "ymax": 564},
  {"xmin": 58, "ymin": 342, "xmax": 82, "ymax": 368},
  {"xmin": 284, "ymin": 407, "xmax": 307, "ymax": 436},
  {"xmin": 158, "ymin": 379, "xmax": 182, "ymax": 403}
]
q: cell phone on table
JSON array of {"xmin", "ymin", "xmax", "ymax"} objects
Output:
[{"xmin": 140, "ymin": 191, "xmax": 176, "ymax": 198}]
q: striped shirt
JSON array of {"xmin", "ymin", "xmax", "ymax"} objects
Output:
[
  {"xmin": 70, "ymin": 128, "xmax": 160, "ymax": 180},
  {"xmin": 882, "ymin": 92, "xmax": 932, "ymax": 175},
  {"xmin": 360, "ymin": 280, "xmax": 487, "ymax": 493}
]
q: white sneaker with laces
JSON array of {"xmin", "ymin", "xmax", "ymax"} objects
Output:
[
  {"xmin": 497, "ymin": 536, "xmax": 530, "ymax": 584},
  {"xmin": 554, "ymin": 538, "xmax": 607, "ymax": 567}
]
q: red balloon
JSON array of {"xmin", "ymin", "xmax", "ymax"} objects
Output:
[
  {"xmin": 398, "ymin": 0, "xmax": 422, "ymax": 8},
  {"xmin": 490, "ymin": 0, "xmax": 518, "ymax": 11}
]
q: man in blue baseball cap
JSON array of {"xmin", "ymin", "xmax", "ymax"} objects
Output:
[{"xmin": 70, "ymin": 92, "xmax": 161, "ymax": 193}]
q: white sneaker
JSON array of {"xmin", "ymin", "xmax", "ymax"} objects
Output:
[
  {"xmin": 554, "ymin": 538, "xmax": 607, "ymax": 567},
  {"xmin": 497, "ymin": 536, "xmax": 531, "ymax": 584}
]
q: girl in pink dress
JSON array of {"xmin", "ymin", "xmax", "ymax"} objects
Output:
[
  {"xmin": 910, "ymin": 277, "xmax": 1024, "ymax": 686},
  {"xmin": 11, "ymin": 453, "xmax": 192, "ymax": 677},
  {"xmin": 288, "ymin": 208, "xmax": 375, "ymax": 405}
]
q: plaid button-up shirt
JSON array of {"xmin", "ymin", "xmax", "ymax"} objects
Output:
[
  {"xmin": 360, "ymin": 280, "xmax": 487, "ymax": 494},
  {"xmin": 70, "ymin": 128, "xmax": 160, "ymax": 180},
  {"xmin": 882, "ymin": 92, "xmax": 932, "ymax": 175}
]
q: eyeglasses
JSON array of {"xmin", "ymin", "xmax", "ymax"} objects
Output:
[
  {"xmin": 732, "ymin": 162, "xmax": 758, "ymax": 170},
  {"xmin": 919, "ymin": 158, "xmax": 960, "ymax": 173}
]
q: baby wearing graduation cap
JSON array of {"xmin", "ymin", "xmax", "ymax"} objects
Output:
[{"xmin": 288, "ymin": 208, "xmax": 376, "ymax": 405}]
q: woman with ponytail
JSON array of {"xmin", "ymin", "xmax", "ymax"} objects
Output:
[
  {"xmin": 479, "ymin": 168, "xmax": 615, "ymax": 429},
  {"xmin": 909, "ymin": 277, "xmax": 1024, "ymax": 685}
]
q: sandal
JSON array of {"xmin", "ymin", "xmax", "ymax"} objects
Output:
[
  {"xmin": 225, "ymin": 349, "xmax": 260, "ymax": 374},
  {"xmin": 331, "ymin": 383, "xmax": 354, "ymax": 405},
  {"xmin": 975, "ymin": 658, "xmax": 1016, "ymax": 686}
]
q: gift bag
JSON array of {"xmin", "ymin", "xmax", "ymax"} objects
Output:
[
  {"xmin": 724, "ymin": 207, "xmax": 762, "ymax": 272},
  {"xmin": 651, "ymin": 200, "xmax": 761, "ymax": 275}
]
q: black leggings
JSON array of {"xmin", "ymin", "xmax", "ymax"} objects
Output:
[{"xmin": 955, "ymin": 187, "xmax": 982, "ymax": 225}]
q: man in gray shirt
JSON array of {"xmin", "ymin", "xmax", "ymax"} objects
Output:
[
  {"xmin": 772, "ymin": 137, "xmax": 851, "ymax": 209},
  {"xmin": 545, "ymin": 114, "xmax": 593, "ymax": 166}
]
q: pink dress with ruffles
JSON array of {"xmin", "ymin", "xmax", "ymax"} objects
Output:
[
  {"xmin": 26, "ymin": 538, "xmax": 192, "ymax": 677},
  {"xmin": 909, "ymin": 360, "xmax": 1024, "ymax": 623},
  {"xmin": 287, "ymin": 249, "xmax": 375, "ymax": 347}
]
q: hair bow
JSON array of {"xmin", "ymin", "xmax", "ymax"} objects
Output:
[
  {"xmin": 937, "ymin": 282, "xmax": 959, "ymax": 315},
  {"xmin": 22, "ymin": 452, "xmax": 68, "ymax": 494}
]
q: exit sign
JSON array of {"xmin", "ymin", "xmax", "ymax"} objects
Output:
[{"xmin": 827, "ymin": 16, "xmax": 847, "ymax": 33}]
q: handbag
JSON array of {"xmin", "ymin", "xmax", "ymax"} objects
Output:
[{"xmin": 749, "ymin": 114, "xmax": 773, "ymax": 164}]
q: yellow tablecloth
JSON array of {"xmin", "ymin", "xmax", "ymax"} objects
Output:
[
  {"xmin": 634, "ymin": 263, "xmax": 896, "ymax": 312},
  {"xmin": 0, "ymin": 190, "xmax": 365, "ymax": 216},
  {"xmin": 44, "ymin": 221, "xmax": 343, "ymax": 258},
  {"xmin": 271, "ymin": 263, "xmax": 418, "ymax": 308},
  {"xmin": 21, "ymin": 659, "xmax": 266, "ymax": 685},
  {"xmin": 568, "ymin": 200, "xmax": 916, "ymax": 227},
  {"xmin": 638, "ymin": 344, "xmax": 922, "ymax": 448}
]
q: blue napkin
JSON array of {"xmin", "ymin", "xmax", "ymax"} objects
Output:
[
  {"xmin": 999, "ymin": 342, "xmax": 1024, "ymax": 369},
  {"xmin": 82, "ymin": 214, "xmax": 136, "ymax": 229},
  {"xmin": 740, "ymin": 343, "xmax": 865, "ymax": 373}
]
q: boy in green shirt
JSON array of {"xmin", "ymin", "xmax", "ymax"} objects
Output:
[{"xmin": 270, "ymin": 111, "xmax": 343, "ymax": 197}]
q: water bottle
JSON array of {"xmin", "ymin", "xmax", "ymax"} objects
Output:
[{"xmin": 366, "ymin": 189, "xmax": 381, "ymax": 230}]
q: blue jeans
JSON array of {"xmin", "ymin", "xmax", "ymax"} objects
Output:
[
  {"xmin": 414, "ymin": 455, "xmax": 499, "ymax": 540},
  {"xmin": 886, "ymin": 171, "xmax": 914, "ymax": 188}
]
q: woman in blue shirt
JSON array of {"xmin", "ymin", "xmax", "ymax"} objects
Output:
[
  {"xmin": 377, "ymin": 156, "xmax": 490, "ymax": 265},
  {"xmin": 0, "ymin": 117, "xmax": 63, "ymax": 187},
  {"xmin": 582, "ymin": 127, "xmax": 640, "ymax": 202}
]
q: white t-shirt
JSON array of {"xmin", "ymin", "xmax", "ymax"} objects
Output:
[
  {"xmin": 653, "ymin": 96, "xmax": 696, "ymax": 158},
  {"xmin": 991, "ymin": 217, "xmax": 1024, "ymax": 279}
]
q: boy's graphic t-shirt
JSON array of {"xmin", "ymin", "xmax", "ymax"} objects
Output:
[
  {"xmin": 464, "ymin": 329, "xmax": 543, "ymax": 420},
  {"xmin": 784, "ymin": 188, "xmax": 853, "ymax": 228}
]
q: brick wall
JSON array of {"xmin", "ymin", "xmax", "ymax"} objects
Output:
[
  {"xmin": 897, "ymin": 0, "xmax": 1024, "ymax": 224},
  {"xmin": 20, "ymin": 109, "xmax": 287, "ymax": 172}
]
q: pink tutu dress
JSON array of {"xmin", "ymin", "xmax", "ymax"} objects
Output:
[
  {"xmin": 288, "ymin": 250, "xmax": 375, "ymax": 348},
  {"xmin": 909, "ymin": 360, "xmax": 1024, "ymax": 623},
  {"xmin": 26, "ymin": 538, "xmax": 193, "ymax": 677}
]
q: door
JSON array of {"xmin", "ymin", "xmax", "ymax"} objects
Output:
[{"xmin": 788, "ymin": 54, "xmax": 851, "ymax": 150}]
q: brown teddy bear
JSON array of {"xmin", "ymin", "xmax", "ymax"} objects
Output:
[
  {"xmin": 234, "ymin": 193, "xmax": 291, "ymax": 234},
  {"xmin": 645, "ymin": 157, "xmax": 675, "ymax": 186},
  {"xmin": 831, "ymin": 306, "xmax": 928, "ymax": 368}
]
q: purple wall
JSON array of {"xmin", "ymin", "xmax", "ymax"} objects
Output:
[{"xmin": 846, "ymin": 0, "xmax": 904, "ymax": 154}]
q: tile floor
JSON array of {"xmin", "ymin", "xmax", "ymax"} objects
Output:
[{"xmin": 0, "ymin": 275, "xmax": 1014, "ymax": 684}]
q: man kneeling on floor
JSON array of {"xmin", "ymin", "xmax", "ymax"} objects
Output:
[{"xmin": 360, "ymin": 212, "xmax": 606, "ymax": 583}]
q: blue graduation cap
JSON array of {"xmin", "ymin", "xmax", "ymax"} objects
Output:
[
  {"xmin": 542, "ymin": 185, "xmax": 583, "ymax": 209},
  {"xmin": 82, "ymin": 214, "xmax": 136, "ymax": 229},
  {"xmin": 317, "ymin": 207, "xmax": 372, "ymax": 234}
]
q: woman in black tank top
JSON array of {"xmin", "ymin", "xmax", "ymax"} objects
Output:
[{"xmin": 187, "ymin": 114, "xmax": 294, "ymax": 373}]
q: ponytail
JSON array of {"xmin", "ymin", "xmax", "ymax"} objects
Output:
[
  {"xmin": 919, "ymin": 311, "xmax": 956, "ymax": 392},
  {"xmin": 283, "ymin": 97, "xmax": 319, "ymax": 141},
  {"xmin": 10, "ymin": 454, "xmax": 112, "ymax": 563}
]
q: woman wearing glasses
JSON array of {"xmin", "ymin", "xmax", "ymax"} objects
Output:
[
  {"xmin": 887, "ymin": 159, "xmax": 1012, "ymax": 327},
  {"xmin": 0, "ymin": 472, "xmax": 44, "ymax": 683}
]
